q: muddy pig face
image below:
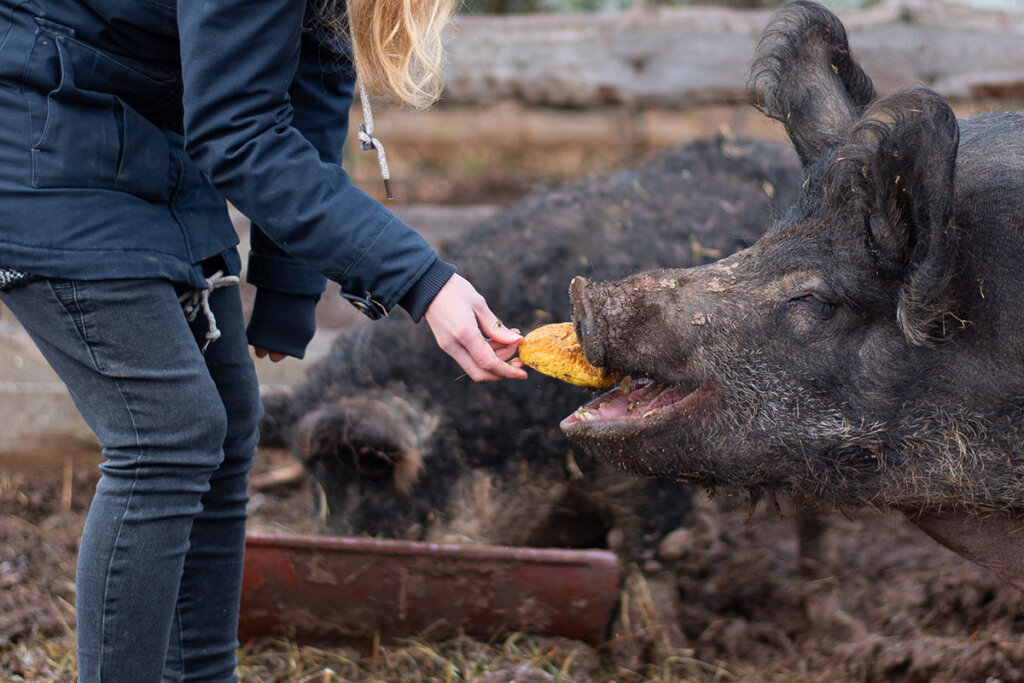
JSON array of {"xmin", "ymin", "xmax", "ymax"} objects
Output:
[
  {"xmin": 562, "ymin": 4, "xmax": 967, "ymax": 502},
  {"xmin": 564, "ymin": 204, "xmax": 910, "ymax": 490}
]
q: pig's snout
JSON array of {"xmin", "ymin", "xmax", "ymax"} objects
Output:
[{"xmin": 569, "ymin": 277, "xmax": 608, "ymax": 368}]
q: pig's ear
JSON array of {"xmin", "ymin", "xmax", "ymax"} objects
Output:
[
  {"xmin": 749, "ymin": 0, "xmax": 875, "ymax": 166},
  {"xmin": 825, "ymin": 87, "xmax": 960, "ymax": 346}
]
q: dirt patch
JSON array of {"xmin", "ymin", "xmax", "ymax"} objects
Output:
[
  {"xmin": 652, "ymin": 497, "xmax": 1024, "ymax": 681},
  {"xmin": 3, "ymin": 451, "xmax": 1023, "ymax": 681}
]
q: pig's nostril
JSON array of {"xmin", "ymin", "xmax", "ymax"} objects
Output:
[
  {"xmin": 569, "ymin": 276, "xmax": 589, "ymax": 310},
  {"xmin": 569, "ymin": 277, "xmax": 607, "ymax": 368}
]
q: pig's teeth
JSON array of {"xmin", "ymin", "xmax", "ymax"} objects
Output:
[
  {"xmin": 641, "ymin": 409, "xmax": 658, "ymax": 419},
  {"xmin": 574, "ymin": 407, "xmax": 597, "ymax": 422}
]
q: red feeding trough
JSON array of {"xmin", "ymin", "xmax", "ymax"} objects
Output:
[{"xmin": 239, "ymin": 533, "xmax": 622, "ymax": 646}]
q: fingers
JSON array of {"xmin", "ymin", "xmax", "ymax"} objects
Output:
[
  {"xmin": 469, "ymin": 309, "xmax": 525, "ymax": 380},
  {"xmin": 490, "ymin": 339, "xmax": 521, "ymax": 363},
  {"xmin": 441, "ymin": 331, "xmax": 524, "ymax": 382},
  {"xmin": 479, "ymin": 309, "xmax": 522, "ymax": 345},
  {"xmin": 252, "ymin": 347, "xmax": 288, "ymax": 363},
  {"xmin": 424, "ymin": 274, "xmax": 526, "ymax": 382},
  {"xmin": 488, "ymin": 325, "xmax": 521, "ymax": 359},
  {"xmin": 441, "ymin": 322, "xmax": 526, "ymax": 382},
  {"xmin": 462, "ymin": 327, "xmax": 527, "ymax": 381}
]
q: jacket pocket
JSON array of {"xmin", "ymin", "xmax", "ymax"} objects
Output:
[{"xmin": 24, "ymin": 25, "xmax": 173, "ymax": 201}]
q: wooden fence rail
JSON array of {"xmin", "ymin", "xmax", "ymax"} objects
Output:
[{"xmin": 441, "ymin": 1, "xmax": 1024, "ymax": 108}]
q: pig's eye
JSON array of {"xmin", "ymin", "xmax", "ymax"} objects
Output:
[{"xmin": 791, "ymin": 293, "xmax": 837, "ymax": 318}]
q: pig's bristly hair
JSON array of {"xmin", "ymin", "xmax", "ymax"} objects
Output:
[
  {"xmin": 823, "ymin": 87, "xmax": 961, "ymax": 347},
  {"xmin": 749, "ymin": 0, "xmax": 875, "ymax": 166}
]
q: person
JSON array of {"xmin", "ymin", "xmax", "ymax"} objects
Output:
[{"xmin": 0, "ymin": 0, "xmax": 526, "ymax": 679}]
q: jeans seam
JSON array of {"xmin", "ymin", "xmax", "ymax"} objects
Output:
[
  {"xmin": 98, "ymin": 374, "xmax": 145, "ymax": 679},
  {"xmin": 171, "ymin": 602, "xmax": 184, "ymax": 682},
  {"xmin": 48, "ymin": 279, "xmax": 103, "ymax": 374},
  {"xmin": 50, "ymin": 280, "xmax": 148, "ymax": 677}
]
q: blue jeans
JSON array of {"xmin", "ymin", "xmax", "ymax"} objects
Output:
[{"xmin": 1, "ymin": 277, "xmax": 261, "ymax": 682}]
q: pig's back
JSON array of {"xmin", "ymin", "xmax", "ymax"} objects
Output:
[
  {"xmin": 953, "ymin": 112, "xmax": 1024, "ymax": 251},
  {"xmin": 955, "ymin": 112, "xmax": 1024, "ymax": 203},
  {"xmin": 949, "ymin": 111, "xmax": 1024, "ymax": 362}
]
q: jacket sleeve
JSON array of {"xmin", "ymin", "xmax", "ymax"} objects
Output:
[
  {"xmin": 177, "ymin": 0, "xmax": 450, "ymax": 326},
  {"xmin": 244, "ymin": 19, "xmax": 344, "ymax": 358}
]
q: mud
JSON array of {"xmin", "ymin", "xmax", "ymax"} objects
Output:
[{"xmin": 2, "ymin": 454, "xmax": 1022, "ymax": 681}]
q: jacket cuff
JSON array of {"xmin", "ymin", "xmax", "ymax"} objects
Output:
[
  {"xmin": 398, "ymin": 258, "xmax": 457, "ymax": 322},
  {"xmin": 246, "ymin": 288, "xmax": 321, "ymax": 359},
  {"xmin": 247, "ymin": 250, "xmax": 327, "ymax": 297}
]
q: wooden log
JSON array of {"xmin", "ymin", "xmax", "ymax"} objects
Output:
[
  {"xmin": 440, "ymin": 2, "xmax": 1024, "ymax": 108},
  {"xmin": 249, "ymin": 461, "xmax": 307, "ymax": 492}
]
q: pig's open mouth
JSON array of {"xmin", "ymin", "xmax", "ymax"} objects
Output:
[{"xmin": 560, "ymin": 377, "xmax": 712, "ymax": 432}]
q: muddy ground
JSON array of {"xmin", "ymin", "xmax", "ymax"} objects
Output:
[
  {"xmin": 4, "ymin": 448, "xmax": 1024, "ymax": 681},
  {"xmin": 3, "ymin": 102, "xmax": 1024, "ymax": 681}
]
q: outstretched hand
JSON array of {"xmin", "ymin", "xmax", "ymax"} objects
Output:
[{"xmin": 424, "ymin": 274, "xmax": 527, "ymax": 382}]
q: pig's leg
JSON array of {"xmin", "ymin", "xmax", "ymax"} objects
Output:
[
  {"xmin": 907, "ymin": 510, "xmax": 1024, "ymax": 592},
  {"xmin": 794, "ymin": 500, "xmax": 833, "ymax": 578}
]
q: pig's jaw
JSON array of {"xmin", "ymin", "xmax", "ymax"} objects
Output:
[{"xmin": 559, "ymin": 378, "xmax": 712, "ymax": 431}]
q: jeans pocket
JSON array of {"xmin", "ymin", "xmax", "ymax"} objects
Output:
[
  {"xmin": 46, "ymin": 278, "xmax": 125, "ymax": 377},
  {"xmin": 47, "ymin": 278, "xmax": 92, "ymax": 348},
  {"xmin": 24, "ymin": 25, "xmax": 173, "ymax": 201}
]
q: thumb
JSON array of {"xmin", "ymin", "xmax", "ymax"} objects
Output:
[{"xmin": 479, "ymin": 310, "xmax": 522, "ymax": 345}]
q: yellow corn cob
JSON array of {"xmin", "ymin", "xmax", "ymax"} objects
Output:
[{"xmin": 519, "ymin": 322, "xmax": 621, "ymax": 389}]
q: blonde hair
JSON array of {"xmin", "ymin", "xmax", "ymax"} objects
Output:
[{"xmin": 318, "ymin": 0, "xmax": 458, "ymax": 109}]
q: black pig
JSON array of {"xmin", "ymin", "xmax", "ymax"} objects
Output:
[
  {"xmin": 565, "ymin": 1, "xmax": 1024, "ymax": 587},
  {"xmin": 263, "ymin": 137, "xmax": 802, "ymax": 554}
]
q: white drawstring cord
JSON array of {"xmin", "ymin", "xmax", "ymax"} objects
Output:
[
  {"xmin": 179, "ymin": 270, "xmax": 240, "ymax": 353},
  {"xmin": 356, "ymin": 76, "xmax": 393, "ymax": 200}
]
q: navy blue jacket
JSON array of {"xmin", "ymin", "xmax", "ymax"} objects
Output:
[{"xmin": 0, "ymin": 0, "xmax": 455, "ymax": 357}]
